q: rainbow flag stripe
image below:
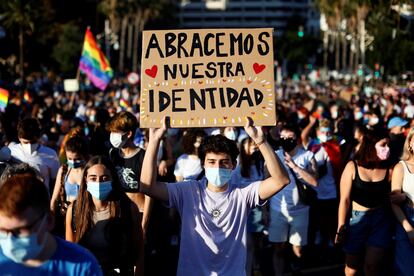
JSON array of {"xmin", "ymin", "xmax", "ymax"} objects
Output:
[
  {"xmin": 23, "ymin": 90, "xmax": 32, "ymax": 103},
  {"xmin": 79, "ymin": 28, "xmax": 113, "ymax": 90},
  {"xmin": 120, "ymin": 98, "xmax": 130, "ymax": 109},
  {"xmin": 0, "ymin": 88, "xmax": 9, "ymax": 111}
]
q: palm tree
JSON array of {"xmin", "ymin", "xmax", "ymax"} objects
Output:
[
  {"xmin": 99, "ymin": 0, "xmax": 166, "ymax": 73},
  {"xmin": 316, "ymin": 0, "xmax": 342, "ymax": 71},
  {"xmin": 1, "ymin": 0, "xmax": 37, "ymax": 79},
  {"xmin": 130, "ymin": 0, "xmax": 166, "ymax": 73}
]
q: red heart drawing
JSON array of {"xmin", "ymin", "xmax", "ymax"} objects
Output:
[
  {"xmin": 253, "ymin": 63, "xmax": 266, "ymax": 74},
  {"xmin": 145, "ymin": 65, "xmax": 158, "ymax": 78}
]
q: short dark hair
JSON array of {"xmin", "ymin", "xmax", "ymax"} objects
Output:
[
  {"xmin": 0, "ymin": 163, "xmax": 41, "ymax": 187},
  {"xmin": 280, "ymin": 123, "xmax": 300, "ymax": 139},
  {"xmin": 0, "ymin": 175, "xmax": 49, "ymax": 217},
  {"xmin": 198, "ymin": 135, "xmax": 239, "ymax": 165},
  {"xmin": 65, "ymin": 136, "xmax": 89, "ymax": 157},
  {"xmin": 17, "ymin": 118, "xmax": 41, "ymax": 141}
]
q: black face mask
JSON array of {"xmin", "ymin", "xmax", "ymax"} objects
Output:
[{"xmin": 280, "ymin": 138, "xmax": 297, "ymax": 152}]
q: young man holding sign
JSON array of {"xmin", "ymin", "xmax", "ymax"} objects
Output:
[{"xmin": 140, "ymin": 118, "xmax": 289, "ymax": 276}]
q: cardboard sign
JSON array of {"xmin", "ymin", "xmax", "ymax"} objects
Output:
[
  {"xmin": 64, "ymin": 79, "xmax": 79, "ymax": 92},
  {"xmin": 140, "ymin": 28, "xmax": 276, "ymax": 128}
]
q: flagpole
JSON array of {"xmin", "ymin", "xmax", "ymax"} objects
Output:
[{"xmin": 77, "ymin": 26, "xmax": 90, "ymax": 81}]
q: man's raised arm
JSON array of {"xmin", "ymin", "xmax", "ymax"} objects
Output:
[
  {"xmin": 244, "ymin": 118, "xmax": 290, "ymax": 200},
  {"xmin": 140, "ymin": 120, "xmax": 169, "ymax": 202}
]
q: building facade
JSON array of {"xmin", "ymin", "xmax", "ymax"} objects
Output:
[{"xmin": 177, "ymin": 0, "xmax": 320, "ymax": 36}]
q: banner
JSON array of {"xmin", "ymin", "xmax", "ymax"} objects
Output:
[{"xmin": 140, "ymin": 28, "xmax": 276, "ymax": 128}]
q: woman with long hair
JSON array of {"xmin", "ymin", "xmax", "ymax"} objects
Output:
[
  {"xmin": 50, "ymin": 135, "xmax": 89, "ymax": 235},
  {"xmin": 391, "ymin": 127, "xmax": 414, "ymax": 275},
  {"xmin": 65, "ymin": 156, "xmax": 143, "ymax": 275},
  {"xmin": 336, "ymin": 128, "xmax": 393, "ymax": 276},
  {"xmin": 174, "ymin": 129, "xmax": 206, "ymax": 182},
  {"xmin": 51, "ymin": 136, "xmax": 89, "ymax": 213},
  {"xmin": 232, "ymin": 137, "xmax": 265, "ymax": 275}
]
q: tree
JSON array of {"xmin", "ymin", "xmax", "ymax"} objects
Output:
[
  {"xmin": 51, "ymin": 23, "xmax": 83, "ymax": 74},
  {"xmin": 1, "ymin": 0, "xmax": 38, "ymax": 79},
  {"xmin": 99, "ymin": 0, "xmax": 168, "ymax": 73}
]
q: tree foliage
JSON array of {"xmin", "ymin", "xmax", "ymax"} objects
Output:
[{"xmin": 51, "ymin": 23, "xmax": 83, "ymax": 74}]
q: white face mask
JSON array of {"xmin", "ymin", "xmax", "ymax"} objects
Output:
[
  {"xmin": 370, "ymin": 117, "xmax": 379, "ymax": 125},
  {"xmin": 354, "ymin": 112, "xmax": 363, "ymax": 120},
  {"xmin": 21, "ymin": 143, "xmax": 38, "ymax": 155},
  {"xmin": 110, "ymin": 132, "xmax": 128, "ymax": 148},
  {"xmin": 318, "ymin": 134, "xmax": 332, "ymax": 143},
  {"xmin": 225, "ymin": 131, "xmax": 237, "ymax": 141}
]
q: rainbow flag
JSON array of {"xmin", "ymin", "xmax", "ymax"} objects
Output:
[
  {"xmin": 0, "ymin": 88, "xmax": 9, "ymax": 112},
  {"xmin": 79, "ymin": 28, "xmax": 113, "ymax": 90},
  {"xmin": 120, "ymin": 98, "xmax": 130, "ymax": 109},
  {"xmin": 23, "ymin": 90, "xmax": 32, "ymax": 103}
]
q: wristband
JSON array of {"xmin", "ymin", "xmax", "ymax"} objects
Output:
[{"xmin": 256, "ymin": 140, "xmax": 265, "ymax": 147}]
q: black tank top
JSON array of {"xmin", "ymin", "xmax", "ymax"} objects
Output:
[{"xmin": 351, "ymin": 161, "xmax": 390, "ymax": 208}]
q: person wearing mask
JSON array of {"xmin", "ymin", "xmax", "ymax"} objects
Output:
[
  {"xmin": 0, "ymin": 174, "xmax": 102, "ymax": 275},
  {"xmin": 8, "ymin": 118, "xmax": 59, "ymax": 195},
  {"xmin": 50, "ymin": 136, "xmax": 89, "ymax": 235},
  {"xmin": 232, "ymin": 137, "xmax": 266, "ymax": 275},
  {"xmin": 388, "ymin": 116, "xmax": 409, "ymax": 167},
  {"xmin": 65, "ymin": 156, "xmax": 143, "ymax": 275},
  {"xmin": 140, "ymin": 117, "xmax": 290, "ymax": 276},
  {"xmin": 391, "ymin": 127, "xmax": 414, "ymax": 275},
  {"xmin": 301, "ymin": 118, "xmax": 341, "ymax": 258},
  {"xmin": 354, "ymin": 107, "xmax": 364, "ymax": 123},
  {"xmin": 223, "ymin": 126, "xmax": 239, "ymax": 141},
  {"xmin": 336, "ymin": 128, "xmax": 393, "ymax": 276},
  {"xmin": 268, "ymin": 124, "xmax": 318, "ymax": 276},
  {"xmin": 174, "ymin": 129, "xmax": 206, "ymax": 182},
  {"xmin": 106, "ymin": 111, "xmax": 151, "ymax": 236}
]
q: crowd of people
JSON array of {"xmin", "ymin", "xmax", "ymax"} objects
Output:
[{"xmin": 0, "ymin": 73, "xmax": 414, "ymax": 276}]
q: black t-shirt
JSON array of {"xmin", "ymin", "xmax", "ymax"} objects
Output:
[{"xmin": 109, "ymin": 148, "xmax": 145, "ymax": 193}]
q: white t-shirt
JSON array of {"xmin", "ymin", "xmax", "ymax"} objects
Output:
[
  {"xmin": 405, "ymin": 105, "xmax": 414, "ymax": 119},
  {"xmin": 173, "ymin": 154, "xmax": 203, "ymax": 181},
  {"xmin": 311, "ymin": 143, "xmax": 337, "ymax": 200},
  {"xmin": 270, "ymin": 148, "xmax": 315, "ymax": 215},
  {"xmin": 167, "ymin": 178, "xmax": 263, "ymax": 276},
  {"xmin": 401, "ymin": 161, "xmax": 414, "ymax": 202},
  {"xmin": 8, "ymin": 142, "xmax": 59, "ymax": 190}
]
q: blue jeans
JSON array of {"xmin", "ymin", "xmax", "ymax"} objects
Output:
[
  {"xmin": 344, "ymin": 207, "xmax": 393, "ymax": 254},
  {"xmin": 394, "ymin": 206, "xmax": 414, "ymax": 276}
]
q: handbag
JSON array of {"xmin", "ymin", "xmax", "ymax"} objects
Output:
[{"xmin": 289, "ymin": 168, "xmax": 317, "ymax": 205}]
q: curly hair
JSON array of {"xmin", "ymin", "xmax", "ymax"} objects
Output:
[
  {"xmin": 106, "ymin": 111, "xmax": 138, "ymax": 133},
  {"xmin": 198, "ymin": 135, "xmax": 239, "ymax": 165}
]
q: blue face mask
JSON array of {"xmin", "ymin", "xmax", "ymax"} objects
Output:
[
  {"xmin": 87, "ymin": 181, "xmax": 113, "ymax": 200},
  {"xmin": 67, "ymin": 159, "xmax": 84, "ymax": 169},
  {"xmin": 205, "ymin": 168, "xmax": 232, "ymax": 188},
  {"xmin": 0, "ymin": 215, "xmax": 47, "ymax": 263}
]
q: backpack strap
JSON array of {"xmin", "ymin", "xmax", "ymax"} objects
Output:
[{"xmin": 71, "ymin": 199, "xmax": 77, "ymax": 233}]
